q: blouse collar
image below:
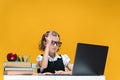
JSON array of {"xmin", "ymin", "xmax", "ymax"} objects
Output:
[{"xmin": 48, "ymin": 53, "xmax": 61, "ymax": 62}]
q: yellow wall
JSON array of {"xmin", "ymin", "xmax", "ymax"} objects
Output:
[{"xmin": 0, "ymin": 0, "xmax": 120, "ymax": 80}]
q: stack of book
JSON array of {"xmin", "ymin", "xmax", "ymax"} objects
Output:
[{"xmin": 4, "ymin": 62, "xmax": 34, "ymax": 75}]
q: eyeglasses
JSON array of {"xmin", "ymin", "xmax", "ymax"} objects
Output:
[{"xmin": 51, "ymin": 41, "xmax": 62, "ymax": 47}]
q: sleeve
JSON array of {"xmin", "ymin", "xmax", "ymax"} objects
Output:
[
  {"xmin": 36, "ymin": 55, "xmax": 44, "ymax": 72},
  {"xmin": 61, "ymin": 54, "xmax": 70, "ymax": 67},
  {"xmin": 36, "ymin": 55, "xmax": 43, "ymax": 62}
]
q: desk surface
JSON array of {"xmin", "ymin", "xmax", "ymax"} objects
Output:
[{"xmin": 4, "ymin": 75, "xmax": 105, "ymax": 80}]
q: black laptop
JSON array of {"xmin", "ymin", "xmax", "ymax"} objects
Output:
[{"xmin": 72, "ymin": 43, "xmax": 109, "ymax": 75}]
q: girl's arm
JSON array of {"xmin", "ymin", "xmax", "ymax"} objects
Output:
[
  {"xmin": 66, "ymin": 63, "xmax": 73, "ymax": 71},
  {"xmin": 39, "ymin": 43, "xmax": 50, "ymax": 68},
  {"xmin": 39, "ymin": 32, "xmax": 52, "ymax": 69}
]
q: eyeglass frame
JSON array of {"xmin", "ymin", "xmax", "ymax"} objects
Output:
[{"xmin": 51, "ymin": 40, "xmax": 62, "ymax": 47}]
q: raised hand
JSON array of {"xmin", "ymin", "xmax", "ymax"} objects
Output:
[{"xmin": 45, "ymin": 31, "xmax": 53, "ymax": 45}]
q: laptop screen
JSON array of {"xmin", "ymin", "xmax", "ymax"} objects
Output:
[{"xmin": 72, "ymin": 43, "xmax": 109, "ymax": 75}]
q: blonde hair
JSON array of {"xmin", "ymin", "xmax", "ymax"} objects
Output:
[{"xmin": 39, "ymin": 30, "xmax": 61, "ymax": 51}]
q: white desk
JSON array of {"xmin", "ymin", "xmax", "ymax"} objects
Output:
[{"xmin": 4, "ymin": 75, "xmax": 106, "ymax": 80}]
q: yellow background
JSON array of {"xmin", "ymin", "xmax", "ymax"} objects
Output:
[{"xmin": 0, "ymin": 0, "xmax": 120, "ymax": 80}]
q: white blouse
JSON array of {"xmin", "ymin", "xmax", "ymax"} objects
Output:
[{"xmin": 36, "ymin": 53, "xmax": 70, "ymax": 67}]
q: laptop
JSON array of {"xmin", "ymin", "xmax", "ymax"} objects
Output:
[{"xmin": 72, "ymin": 43, "xmax": 109, "ymax": 75}]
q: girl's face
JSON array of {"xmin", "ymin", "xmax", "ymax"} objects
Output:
[{"xmin": 49, "ymin": 35, "xmax": 61, "ymax": 54}]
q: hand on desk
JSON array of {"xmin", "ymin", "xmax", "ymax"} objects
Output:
[
  {"xmin": 55, "ymin": 70, "xmax": 64, "ymax": 74},
  {"xmin": 42, "ymin": 70, "xmax": 72, "ymax": 75},
  {"xmin": 42, "ymin": 71, "xmax": 64, "ymax": 75},
  {"xmin": 55, "ymin": 70, "xmax": 72, "ymax": 74}
]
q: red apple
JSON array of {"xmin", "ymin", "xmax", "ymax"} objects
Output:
[{"xmin": 7, "ymin": 53, "xmax": 17, "ymax": 61}]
